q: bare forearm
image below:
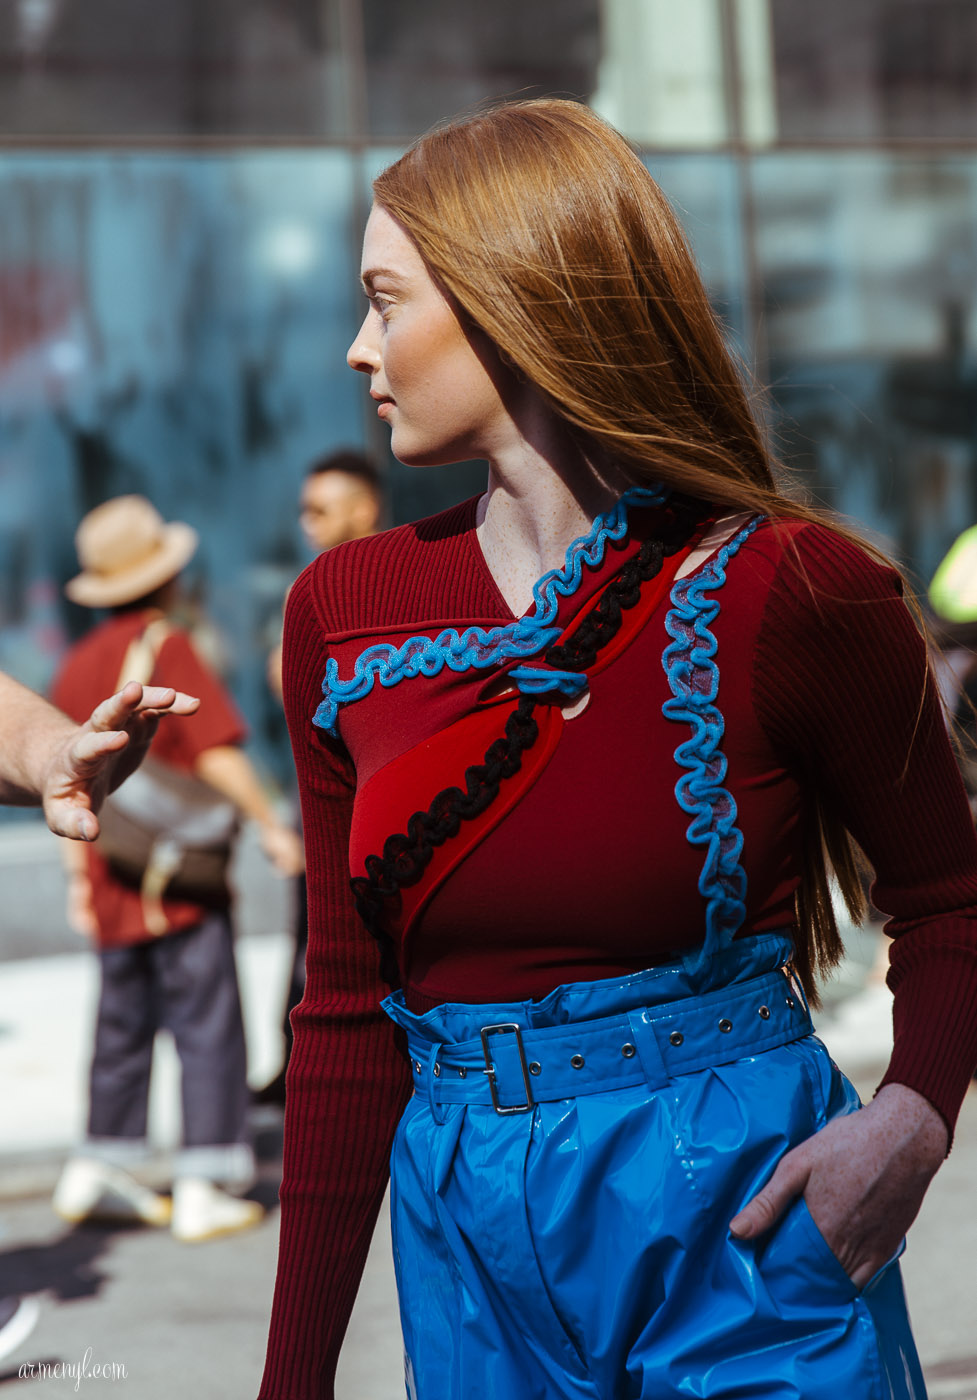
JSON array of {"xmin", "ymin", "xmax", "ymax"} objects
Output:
[
  {"xmin": 194, "ymin": 745, "xmax": 304, "ymax": 876},
  {"xmin": 0, "ymin": 672, "xmax": 75, "ymax": 805},
  {"xmin": 193, "ymin": 745, "xmax": 278, "ymax": 825}
]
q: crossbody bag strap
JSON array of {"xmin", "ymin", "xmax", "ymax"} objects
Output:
[
  {"xmin": 112, "ymin": 616, "xmax": 181, "ymax": 936},
  {"xmin": 115, "ymin": 616, "xmax": 174, "ymax": 691}
]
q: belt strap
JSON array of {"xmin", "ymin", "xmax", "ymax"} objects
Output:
[{"xmin": 406, "ymin": 969, "xmax": 812, "ymax": 1114}]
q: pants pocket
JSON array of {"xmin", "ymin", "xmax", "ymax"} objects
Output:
[
  {"xmin": 754, "ymin": 1195, "xmax": 859, "ymax": 1307},
  {"xmin": 754, "ymin": 1195, "xmax": 907, "ymax": 1309}
]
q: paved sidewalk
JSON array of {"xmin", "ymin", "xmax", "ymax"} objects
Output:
[{"xmin": 0, "ymin": 819, "xmax": 405, "ymax": 1397}]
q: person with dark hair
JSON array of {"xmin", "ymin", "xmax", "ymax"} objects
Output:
[
  {"xmin": 299, "ymin": 449, "xmax": 383, "ymax": 555},
  {"xmin": 255, "ymin": 450, "xmax": 385, "ymax": 1108},
  {"xmin": 50, "ymin": 495, "xmax": 302, "ymax": 1243},
  {"xmin": 260, "ymin": 100, "xmax": 977, "ymax": 1399}
]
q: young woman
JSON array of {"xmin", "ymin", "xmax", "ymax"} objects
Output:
[{"xmin": 260, "ymin": 100, "xmax": 977, "ymax": 1400}]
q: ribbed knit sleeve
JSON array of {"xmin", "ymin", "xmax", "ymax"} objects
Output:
[
  {"xmin": 258, "ymin": 559, "xmax": 412, "ymax": 1400},
  {"xmin": 753, "ymin": 523, "xmax": 977, "ymax": 1135}
]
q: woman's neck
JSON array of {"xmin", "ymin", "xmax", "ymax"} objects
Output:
[{"xmin": 474, "ymin": 427, "xmax": 630, "ymax": 618}]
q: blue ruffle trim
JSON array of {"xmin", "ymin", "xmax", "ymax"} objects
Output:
[
  {"xmin": 314, "ymin": 483, "xmax": 667, "ymax": 735},
  {"xmin": 661, "ymin": 516, "xmax": 761, "ymax": 958},
  {"xmin": 506, "ymin": 666, "xmax": 589, "ymax": 699}
]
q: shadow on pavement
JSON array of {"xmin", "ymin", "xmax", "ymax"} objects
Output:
[{"xmin": 0, "ymin": 1220, "xmax": 145, "ymax": 1303}]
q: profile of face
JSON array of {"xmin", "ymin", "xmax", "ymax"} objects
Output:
[
  {"xmin": 346, "ymin": 204, "xmax": 518, "ymax": 467},
  {"xmin": 299, "ymin": 471, "xmax": 380, "ymax": 553}
]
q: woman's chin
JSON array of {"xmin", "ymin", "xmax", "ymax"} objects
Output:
[{"xmin": 392, "ymin": 441, "xmax": 470, "ymax": 470}]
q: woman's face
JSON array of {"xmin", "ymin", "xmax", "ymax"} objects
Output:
[{"xmin": 347, "ymin": 204, "xmax": 516, "ymax": 467}]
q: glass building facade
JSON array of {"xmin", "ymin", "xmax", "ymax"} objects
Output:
[{"xmin": 1, "ymin": 0, "xmax": 975, "ymax": 780}]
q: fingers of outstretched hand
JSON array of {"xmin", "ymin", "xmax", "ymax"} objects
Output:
[
  {"xmin": 87, "ymin": 681, "xmax": 148, "ymax": 733},
  {"xmin": 88, "ymin": 683, "xmax": 200, "ymax": 734},
  {"xmin": 729, "ymin": 1148, "xmax": 810, "ymax": 1240},
  {"xmin": 45, "ymin": 798, "xmax": 100, "ymax": 842},
  {"xmin": 69, "ymin": 726, "xmax": 129, "ymax": 773},
  {"xmin": 136, "ymin": 686, "xmax": 199, "ymax": 717}
]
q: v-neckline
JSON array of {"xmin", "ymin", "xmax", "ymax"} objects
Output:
[
  {"xmin": 464, "ymin": 496, "xmax": 520, "ymax": 622},
  {"xmin": 463, "ymin": 491, "xmax": 641, "ymax": 625}
]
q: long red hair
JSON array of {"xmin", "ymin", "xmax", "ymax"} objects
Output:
[{"xmin": 374, "ymin": 98, "xmax": 886, "ymax": 1000}]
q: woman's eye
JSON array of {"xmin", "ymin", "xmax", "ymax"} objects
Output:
[{"xmin": 370, "ymin": 294, "xmax": 392, "ymax": 317}]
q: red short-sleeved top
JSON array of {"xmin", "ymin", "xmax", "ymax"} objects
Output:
[{"xmin": 52, "ymin": 608, "xmax": 247, "ymax": 946}]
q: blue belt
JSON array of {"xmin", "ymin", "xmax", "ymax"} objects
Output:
[{"xmin": 405, "ymin": 968, "xmax": 813, "ymax": 1116}]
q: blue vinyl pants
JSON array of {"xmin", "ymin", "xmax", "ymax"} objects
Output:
[{"xmin": 382, "ymin": 934, "xmax": 926, "ymax": 1400}]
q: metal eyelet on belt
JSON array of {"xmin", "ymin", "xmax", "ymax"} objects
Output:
[
  {"xmin": 570, "ymin": 1054, "xmax": 585, "ymax": 1069},
  {"xmin": 621, "ymin": 1043, "xmax": 636, "ymax": 1058},
  {"xmin": 719, "ymin": 1018, "xmax": 733, "ymax": 1033},
  {"xmin": 529, "ymin": 1061, "xmax": 542, "ymax": 1076},
  {"xmin": 413, "ymin": 1060, "xmax": 422, "ymax": 1073},
  {"xmin": 458, "ymin": 1067, "xmax": 467, "ymax": 1078},
  {"xmin": 786, "ymin": 997, "xmax": 796, "ymax": 1009},
  {"xmin": 758, "ymin": 1005, "xmax": 770, "ymax": 1020},
  {"xmin": 433, "ymin": 1063, "xmax": 441, "ymax": 1077},
  {"xmin": 669, "ymin": 1031, "xmax": 684, "ymax": 1046}
]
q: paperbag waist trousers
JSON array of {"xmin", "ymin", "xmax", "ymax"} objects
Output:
[{"xmin": 382, "ymin": 933, "xmax": 925, "ymax": 1400}]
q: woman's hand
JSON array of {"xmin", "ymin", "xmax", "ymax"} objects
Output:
[
  {"xmin": 42, "ymin": 681, "xmax": 200, "ymax": 841},
  {"xmin": 729, "ymin": 1082, "xmax": 948, "ymax": 1288}
]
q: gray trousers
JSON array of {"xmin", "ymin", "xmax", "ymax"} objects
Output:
[{"xmin": 86, "ymin": 911, "xmax": 252, "ymax": 1182}]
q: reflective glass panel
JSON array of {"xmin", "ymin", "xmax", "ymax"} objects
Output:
[
  {"xmin": 363, "ymin": 0, "xmax": 600, "ymax": 140},
  {"xmin": 0, "ymin": 0, "xmax": 347, "ymax": 139},
  {"xmin": 0, "ymin": 150, "xmax": 360, "ymax": 778},
  {"xmin": 752, "ymin": 153, "xmax": 977, "ymax": 576},
  {"xmin": 770, "ymin": 0, "xmax": 977, "ymax": 142},
  {"xmin": 645, "ymin": 155, "xmax": 749, "ymax": 353}
]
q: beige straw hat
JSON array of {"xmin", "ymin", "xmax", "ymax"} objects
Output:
[{"xmin": 65, "ymin": 495, "xmax": 199, "ymax": 608}]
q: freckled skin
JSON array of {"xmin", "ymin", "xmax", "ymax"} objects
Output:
[
  {"xmin": 729, "ymin": 1077, "xmax": 946, "ymax": 1285},
  {"xmin": 347, "ymin": 205, "xmax": 518, "ymax": 473},
  {"xmin": 347, "ymin": 205, "xmax": 631, "ymax": 619}
]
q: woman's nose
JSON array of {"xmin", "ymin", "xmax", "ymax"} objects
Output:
[{"xmin": 347, "ymin": 311, "xmax": 380, "ymax": 374}]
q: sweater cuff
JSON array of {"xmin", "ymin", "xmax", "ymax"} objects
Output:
[{"xmin": 876, "ymin": 938, "xmax": 977, "ymax": 1149}]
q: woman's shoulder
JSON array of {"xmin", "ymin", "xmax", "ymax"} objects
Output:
[
  {"xmin": 288, "ymin": 494, "xmax": 483, "ymax": 638},
  {"xmin": 743, "ymin": 514, "xmax": 905, "ymax": 609}
]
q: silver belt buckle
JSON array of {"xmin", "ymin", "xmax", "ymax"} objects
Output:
[{"xmin": 479, "ymin": 1022, "xmax": 535, "ymax": 1115}]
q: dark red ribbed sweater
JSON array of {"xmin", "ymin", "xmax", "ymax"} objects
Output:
[{"xmin": 259, "ymin": 499, "xmax": 977, "ymax": 1400}]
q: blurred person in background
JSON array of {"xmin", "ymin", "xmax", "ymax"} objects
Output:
[
  {"xmin": 50, "ymin": 495, "xmax": 303, "ymax": 1244},
  {"xmin": 0, "ymin": 669, "xmax": 199, "ymax": 1361},
  {"xmin": 298, "ymin": 449, "xmax": 384, "ymax": 557},
  {"xmin": 266, "ymin": 447, "xmax": 384, "ymax": 706},
  {"xmin": 255, "ymin": 449, "xmax": 383, "ymax": 1107},
  {"xmin": 259, "ymin": 100, "xmax": 977, "ymax": 1400}
]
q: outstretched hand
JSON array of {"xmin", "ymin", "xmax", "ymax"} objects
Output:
[
  {"xmin": 729, "ymin": 1081, "xmax": 947, "ymax": 1287},
  {"xmin": 42, "ymin": 681, "xmax": 200, "ymax": 841}
]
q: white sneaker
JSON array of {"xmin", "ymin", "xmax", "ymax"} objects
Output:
[
  {"xmin": 52, "ymin": 1157, "xmax": 171, "ymax": 1227},
  {"xmin": 0, "ymin": 1295, "xmax": 40, "ymax": 1363},
  {"xmin": 170, "ymin": 1178, "xmax": 263, "ymax": 1243}
]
